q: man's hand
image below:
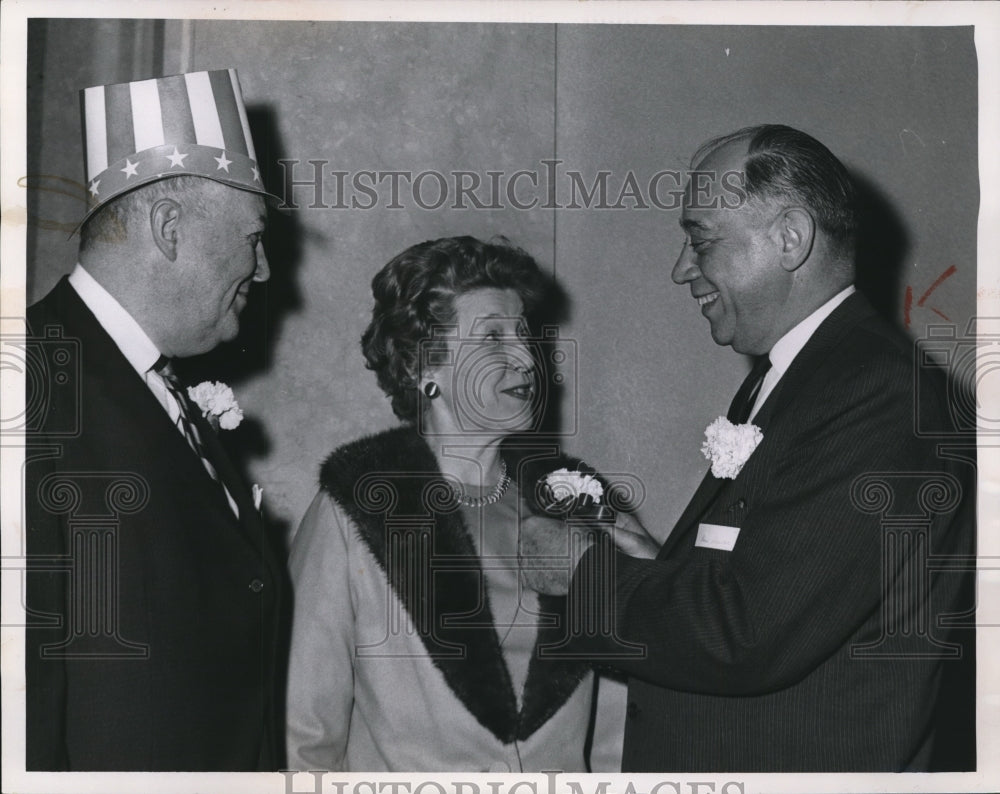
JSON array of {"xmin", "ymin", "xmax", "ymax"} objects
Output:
[{"xmin": 608, "ymin": 511, "xmax": 660, "ymax": 559}]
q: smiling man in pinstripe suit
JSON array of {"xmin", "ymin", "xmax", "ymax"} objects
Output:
[
  {"xmin": 525, "ymin": 124, "xmax": 975, "ymax": 771},
  {"xmin": 25, "ymin": 69, "xmax": 289, "ymax": 771}
]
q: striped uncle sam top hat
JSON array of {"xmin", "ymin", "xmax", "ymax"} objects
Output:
[{"xmin": 80, "ymin": 68, "xmax": 280, "ymax": 223}]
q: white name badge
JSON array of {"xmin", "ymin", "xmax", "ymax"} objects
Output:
[{"xmin": 695, "ymin": 523, "xmax": 741, "ymax": 552}]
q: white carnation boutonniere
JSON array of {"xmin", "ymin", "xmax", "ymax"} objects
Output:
[
  {"xmin": 544, "ymin": 468, "xmax": 605, "ymax": 505},
  {"xmin": 701, "ymin": 416, "xmax": 763, "ymax": 479},
  {"xmin": 539, "ymin": 467, "xmax": 614, "ymax": 521},
  {"xmin": 187, "ymin": 381, "xmax": 244, "ymax": 431}
]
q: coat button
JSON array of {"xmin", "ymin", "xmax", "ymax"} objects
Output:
[
  {"xmin": 249, "ymin": 578, "xmax": 264, "ymax": 593},
  {"xmin": 627, "ymin": 701, "xmax": 640, "ymax": 719}
]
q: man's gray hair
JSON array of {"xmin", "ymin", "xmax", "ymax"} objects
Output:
[
  {"xmin": 695, "ymin": 124, "xmax": 858, "ymax": 254},
  {"xmin": 78, "ymin": 175, "xmax": 223, "ymax": 252}
]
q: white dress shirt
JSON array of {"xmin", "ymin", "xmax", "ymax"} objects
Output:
[
  {"xmin": 68, "ymin": 263, "xmax": 175, "ymax": 410},
  {"xmin": 749, "ymin": 285, "xmax": 856, "ymax": 420},
  {"xmin": 68, "ymin": 264, "xmax": 239, "ymax": 515}
]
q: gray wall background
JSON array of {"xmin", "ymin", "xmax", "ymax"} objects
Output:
[{"xmin": 26, "ymin": 20, "xmax": 978, "ymax": 543}]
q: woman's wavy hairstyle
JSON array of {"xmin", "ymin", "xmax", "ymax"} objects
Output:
[{"xmin": 361, "ymin": 235, "xmax": 550, "ymax": 422}]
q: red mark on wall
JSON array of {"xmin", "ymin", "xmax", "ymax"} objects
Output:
[{"xmin": 904, "ymin": 265, "xmax": 956, "ymax": 330}]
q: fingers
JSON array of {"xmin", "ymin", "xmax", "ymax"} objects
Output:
[
  {"xmin": 608, "ymin": 530, "xmax": 659, "ymax": 559},
  {"xmin": 613, "ymin": 511, "xmax": 648, "ymax": 535},
  {"xmin": 606, "ymin": 513, "xmax": 660, "ymax": 559}
]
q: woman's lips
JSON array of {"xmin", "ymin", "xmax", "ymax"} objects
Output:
[{"xmin": 500, "ymin": 382, "xmax": 534, "ymax": 401}]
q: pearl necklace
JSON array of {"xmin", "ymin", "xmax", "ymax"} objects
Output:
[{"xmin": 453, "ymin": 460, "xmax": 511, "ymax": 507}]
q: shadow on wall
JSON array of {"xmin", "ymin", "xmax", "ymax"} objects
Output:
[
  {"xmin": 851, "ymin": 169, "xmax": 977, "ymax": 772},
  {"xmin": 527, "ymin": 262, "xmax": 572, "ymax": 440},
  {"xmin": 179, "ymin": 104, "xmax": 304, "ymax": 550},
  {"xmin": 852, "ymin": 170, "xmax": 910, "ymax": 325},
  {"xmin": 851, "ymin": 168, "xmax": 979, "ymax": 429},
  {"xmin": 183, "ymin": 104, "xmax": 304, "ymax": 384}
]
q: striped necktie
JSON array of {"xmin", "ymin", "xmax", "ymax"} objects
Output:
[{"xmin": 153, "ymin": 356, "xmax": 221, "ymax": 483}]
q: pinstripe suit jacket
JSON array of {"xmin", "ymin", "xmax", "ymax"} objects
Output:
[{"xmin": 570, "ymin": 292, "xmax": 975, "ymax": 771}]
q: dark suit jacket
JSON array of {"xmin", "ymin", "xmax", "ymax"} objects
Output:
[
  {"xmin": 571, "ymin": 292, "xmax": 975, "ymax": 771},
  {"xmin": 25, "ymin": 276, "xmax": 289, "ymax": 771}
]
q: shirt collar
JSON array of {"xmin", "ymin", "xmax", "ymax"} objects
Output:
[
  {"xmin": 68, "ymin": 264, "xmax": 163, "ymax": 376},
  {"xmin": 767, "ymin": 285, "xmax": 856, "ymax": 376}
]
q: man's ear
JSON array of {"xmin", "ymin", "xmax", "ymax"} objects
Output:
[
  {"xmin": 149, "ymin": 198, "xmax": 181, "ymax": 262},
  {"xmin": 772, "ymin": 207, "xmax": 815, "ymax": 272}
]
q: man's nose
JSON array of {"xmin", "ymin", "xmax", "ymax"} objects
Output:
[
  {"xmin": 252, "ymin": 240, "xmax": 270, "ymax": 282},
  {"xmin": 671, "ymin": 243, "xmax": 698, "ymax": 285}
]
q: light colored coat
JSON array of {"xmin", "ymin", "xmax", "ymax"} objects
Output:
[{"xmin": 285, "ymin": 428, "xmax": 625, "ymax": 772}]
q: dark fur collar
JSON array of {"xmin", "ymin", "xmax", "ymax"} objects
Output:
[{"xmin": 319, "ymin": 426, "xmax": 590, "ymax": 743}]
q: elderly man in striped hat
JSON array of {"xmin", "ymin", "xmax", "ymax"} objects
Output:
[{"xmin": 25, "ymin": 70, "xmax": 289, "ymax": 771}]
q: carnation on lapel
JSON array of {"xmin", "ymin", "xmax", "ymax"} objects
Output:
[
  {"xmin": 187, "ymin": 381, "xmax": 244, "ymax": 431},
  {"xmin": 701, "ymin": 417, "xmax": 763, "ymax": 479}
]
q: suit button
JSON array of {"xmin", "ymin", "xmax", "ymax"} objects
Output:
[
  {"xmin": 627, "ymin": 701, "xmax": 640, "ymax": 719},
  {"xmin": 249, "ymin": 578, "xmax": 264, "ymax": 593}
]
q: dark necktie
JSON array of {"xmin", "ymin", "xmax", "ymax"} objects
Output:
[
  {"xmin": 153, "ymin": 356, "xmax": 220, "ymax": 483},
  {"xmin": 727, "ymin": 354, "xmax": 772, "ymax": 424}
]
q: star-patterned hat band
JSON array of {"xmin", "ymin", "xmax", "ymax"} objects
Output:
[{"xmin": 79, "ymin": 69, "xmax": 280, "ymax": 222}]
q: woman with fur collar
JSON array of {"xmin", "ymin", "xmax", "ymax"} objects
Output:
[{"xmin": 285, "ymin": 236, "xmax": 630, "ymax": 772}]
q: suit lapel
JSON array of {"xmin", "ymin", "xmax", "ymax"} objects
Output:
[
  {"xmin": 660, "ymin": 293, "xmax": 877, "ymax": 560},
  {"xmin": 49, "ymin": 277, "xmax": 263, "ymax": 554},
  {"xmin": 760, "ymin": 291, "xmax": 876, "ymax": 423},
  {"xmin": 658, "ymin": 468, "xmax": 724, "ymax": 559}
]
